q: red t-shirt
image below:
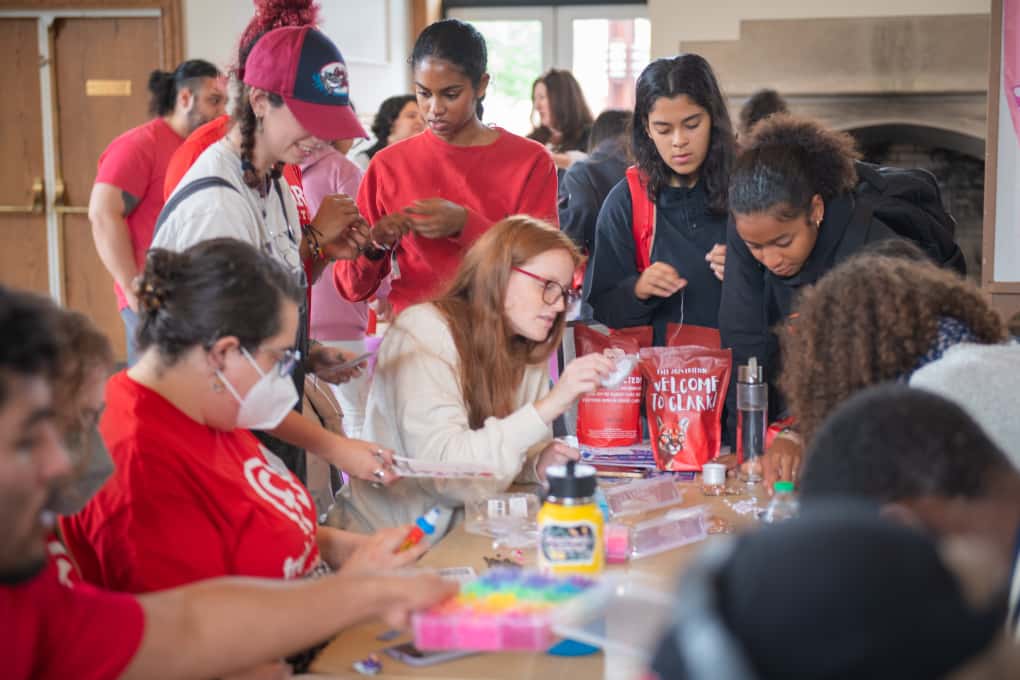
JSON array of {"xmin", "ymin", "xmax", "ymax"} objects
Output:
[
  {"xmin": 95, "ymin": 117, "xmax": 184, "ymax": 310},
  {"xmin": 1, "ymin": 558, "xmax": 144, "ymax": 680},
  {"xmin": 335, "ymin": 128, "xmax": 558, "ymax": 314},
  {"xmin": 46, "ymin": 531, "xmax": 81, "ymax": 587},
  {"xmin": 61, "ymin": 371, "xmax": 320, "ymax": 593}
]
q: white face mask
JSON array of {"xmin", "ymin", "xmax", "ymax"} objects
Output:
[{"xmin": 218, "ymin": 347, "xmax": 299, "ymax": 431}]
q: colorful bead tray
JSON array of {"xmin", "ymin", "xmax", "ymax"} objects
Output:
[{"xmin": 412, "ymin": 568, "xmax": 597, "ymax": 651}]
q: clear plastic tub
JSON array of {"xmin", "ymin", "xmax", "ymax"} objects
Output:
[
  {"xmin": 464, "ymin": 493, "xmax": 540, "ymax": 542},
  {"xmin": 552, "ymin": 575, "xmax": 673, "ymax": 661},
  {"xmin": 601, "ymin": 477, "xmax": 684, "ymax": 518},
  {"xmin": 629, "ymin": 505, "xmax": 708, "ymax": 559}
]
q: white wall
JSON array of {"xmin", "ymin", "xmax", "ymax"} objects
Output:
[
  {"xmin": 183, "ymin": 0, "xmax": 411, "ymax": 121},
  {"xmin": 648, "ymin": 0, "xmax": 991, "ymax": 56}
]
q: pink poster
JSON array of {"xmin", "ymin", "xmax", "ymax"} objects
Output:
[{"xmin": 1006, "ymin": 0, "xmax": 1020, "ymax": 142}]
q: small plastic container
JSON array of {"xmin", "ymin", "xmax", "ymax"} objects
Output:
[
  {"xmin": 552, "ymin": 575, "xmax": 673, "ymax": 663},
  {"xmin": 604, "ymin": 522, "xmax": 632, "ymax": 564},
  {"xmin": 629, "ymin": 506, "xmax": 708, "ymax": 559},
  {"xmin": 464, "ymin": 493, "xmax": 540, "ymax": 540},
  {"xmin": 700, "ymin": 462, "xmax": 727, "ymax": 496},
  {"xmin": 601, "ymin": 477, "xmax": 684, "ymax": 518}
]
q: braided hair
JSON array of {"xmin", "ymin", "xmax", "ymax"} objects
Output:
[
  {"xmin": 232, "ymin": 83, "xmax": 285, "ymax": 192},
  {"xmin": 230, "ymin": 0, "xmax": 318, "ymax": 191}
]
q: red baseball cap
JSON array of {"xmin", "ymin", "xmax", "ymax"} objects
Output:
[{"xmin": 243, "ymin": 26, "xmax": 367, "ymax": 141}]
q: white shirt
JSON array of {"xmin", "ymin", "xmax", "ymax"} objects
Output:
[
  {"xmin": 152, "ymin": 140, "xmax": 302, "ymax": 273},
  {"xmin": 333, "ymin": 303, "xmax": 553, "ymax": 535}
]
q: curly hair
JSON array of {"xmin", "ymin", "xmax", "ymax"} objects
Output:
[
  {"xmin": 730, "ymin": 114, "xmax": 859, "ymax": 221},
  {"xmin": 235, "ymin": 0, "xmax": 319, "ymax": 80},
  {"xmin": 51, "ymin": 309, "xmax": 113, "ymax": 430},
  {"xmin": 779, "ymin": 254, "xmax": 1006, "ymax": 444},
  {"xmin": 631, "ymin": 55, "xmax": 735, "ymax": 215}
]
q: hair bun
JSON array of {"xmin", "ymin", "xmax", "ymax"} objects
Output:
[
  {"xmin": 147, "ymin": 69, "xmax": 174, "ymax": 94},
  {"xmin": 136, "ymin": 249, "xmax": 185, "ymax": 314}
]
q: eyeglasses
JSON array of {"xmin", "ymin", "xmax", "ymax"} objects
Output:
[
  {"xmin": 512, "ymin": 267, "xmax": 581, "ymax": 306},
  {"xmin": 248, "ymin": 346, "xmax": 302, "ymax": 377}
]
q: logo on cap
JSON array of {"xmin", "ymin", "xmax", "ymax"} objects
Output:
[{"xmin": 313, "ymin": 62, "xmax": 349, "ymax": 98}]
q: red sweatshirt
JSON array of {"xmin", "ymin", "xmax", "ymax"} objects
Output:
[{"xmin": 335, "ymin": 127, "xmax": 558, "ymax": 313}]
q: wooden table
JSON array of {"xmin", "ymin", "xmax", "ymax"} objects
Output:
[{"xmin": 309, "ymin": 478, "xmax": 768, "ymax": 679}]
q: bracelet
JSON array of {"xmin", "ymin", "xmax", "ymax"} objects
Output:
[{"xmin": 302, "ymin": 224, "xmax": 329, "ymax": 262}]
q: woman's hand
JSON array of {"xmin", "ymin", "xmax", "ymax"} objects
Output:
[
  {"xmin": 634, "ymin": 262, "xmax": 687, "ymax": 300},
  {"xmin": 534, "ymin": 352, "xmax": 615, "ymax": 424},
  {"xmin": 308, "ymin": 344, "xmax": 365, "ymax": 384},
  {"xmin": 705, "ymin": 243, "xmax": 726, "ymax": 282},
  {"xmin": 371, "ymin": 213, "xmax": 413, "ymax": 249},
  {"xmin": 338, "ymin": 526, "xmax": 430, "ymax": 575},
  {"xmin": 374, "ymin": 573, "xmax": 460, "ymax": 629},
  {"xmin": 762, "ymin": 432, "xmax": 804, "ymax": 495},
  {"xmin": 403, "ymin": 198, "xmax": 467, "ymax": 239},
  {"xmin": 534, "ymin": 440, "xmax": 581, "ymax": 481},
  {"xmin": 310, "ymin": 195, "xmax": 372, "ymax": 260},
  {"xmin": 321, "ymin": 438, "xmax": 399, "ymax": 486}
]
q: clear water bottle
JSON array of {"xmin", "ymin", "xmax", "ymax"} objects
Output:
[
  {"xmin": 762, "ymin": 481, "xmax": 799, "ymax": 523},
  {"xmin": 737, "ymin": 357, "xmax": 767, "ymax": 484}
]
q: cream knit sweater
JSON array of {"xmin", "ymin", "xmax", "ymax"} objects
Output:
[{"xmin": 333, "ymin": 303, "xmax": 553, "ymax": 536}]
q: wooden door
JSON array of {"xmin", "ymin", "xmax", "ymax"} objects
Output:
[
  {"xmin": 51, "ymin": 17, "xmax": 162, "ymax": 360},
  {"xmin": 0, "ymin": 19, "xmax": 48, "ymax": 295}
]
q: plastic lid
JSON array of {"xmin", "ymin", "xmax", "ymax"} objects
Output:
[
  {"xmin": 737, "ymin": 356, "xmax": 764, "ymax": 384},
  {"xmin": 417, "ymin": 506, "xmax": 442, "ymax": 534},
  {"xmin": 546, "ymin": 460, "xmax": 597, "ymax": 499},
  {"xmin": 773, "ymin": 481, "xmax": 795, "ymax": 493}
]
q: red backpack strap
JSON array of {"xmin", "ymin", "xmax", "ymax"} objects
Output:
[{"xmin": 625, "ymin": 166, "xmax": 656, "ymax": 273}]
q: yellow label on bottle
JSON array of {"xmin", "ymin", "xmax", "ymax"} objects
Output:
[{"xmin": 537, "ymin": 502, "xmax": 604, "ymax": 575}]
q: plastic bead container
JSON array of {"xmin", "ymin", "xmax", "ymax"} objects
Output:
[
  {"xmin": 552, "ymin": 575, "xmax": 673, "ymax": 662},
  {"xmin": 464, "ymin": 493, "xmax": 540, "ymax": 540},
  {"xmin": 413, "ymin": 569, "xmax": 597, "ymax": 651},
  {"xmin": 628, "ymin": 506, "xmax": 708, "ymax": 560},
  {"xmin": 601, "ymin": 477, "xmax": 684, "ymax": 518}
]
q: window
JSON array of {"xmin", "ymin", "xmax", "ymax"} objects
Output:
[{"xmin": 448, "ymin": 5, "xmax": 649, "ymax": 135}]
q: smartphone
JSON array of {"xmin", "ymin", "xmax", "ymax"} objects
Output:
[
  {"xmin": 383, "ymin": 642, "xmax": 476, "ymax": 666},
  {"xmin": 334, "ymin": 351, "xmax": 375, "ymax": 371}
]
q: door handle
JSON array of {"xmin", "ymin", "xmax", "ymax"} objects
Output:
[
  {"xmin": 53, "ymin": 177, "xmax": 88, "ymax": 215},
  {"xmin": 0, "ymin": 177, "xmax": 45, "ymax": 214}
]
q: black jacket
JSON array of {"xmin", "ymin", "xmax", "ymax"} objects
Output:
[
  {"xmin": 584, "ymin": 178, "xmax": 728, "ymax": 345},
  {"xmin": 718, "ymin": 192, "xmax": 897, "ymax": 441},
  {"xmin": 558, "ymin": 138, "xmax": 629, "ymax": 253}
]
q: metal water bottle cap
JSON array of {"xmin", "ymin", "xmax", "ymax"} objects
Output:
[{"xmin": 737, "ymin": 356, "xmax": 763, "ymax": 384}]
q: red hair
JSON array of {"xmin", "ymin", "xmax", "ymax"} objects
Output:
[
  {"xmin": 235, "ymin": 0, "xmax": 320, "ymax": 79},
  {"xmin": 433, "ymin": 216, "xmax": 582, "ymax": 429}
]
